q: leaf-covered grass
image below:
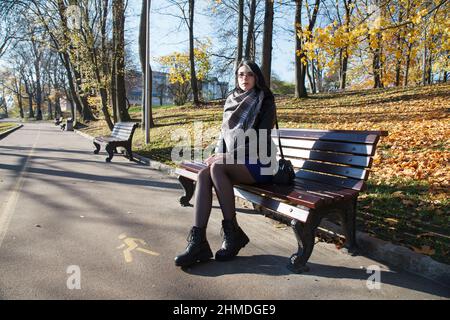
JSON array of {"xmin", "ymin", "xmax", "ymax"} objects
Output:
[
  {"xmin": 0, "ymin": 122, "xmax": 17, "ymax": 134},
  {"xmin": 79, "ymin": 83, "xmax": 450, "ymax": 264}
]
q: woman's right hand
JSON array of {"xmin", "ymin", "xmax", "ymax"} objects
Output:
[
  {"xmin": 204, "ymin": 154, "xmax": 217, "ymax": 166},
  {"xmin": 205, "ymin": 153, "xmax": 227, "ymax": 166}
]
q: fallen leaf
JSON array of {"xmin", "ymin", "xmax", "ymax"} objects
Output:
[
  {"xmin": 402, "ymin": 199, "xmax": 415, "ymax": 206},
  {"xmin": 384, "ymin": 218, "xmax": 399, "ymax": 225},
  {"xmin": 392, "ymin": 191, "xmax": 406, "ymax": 198},
  {"xmin": 411, "ymin": 245, "xmax": 435, "ymax": 255}
]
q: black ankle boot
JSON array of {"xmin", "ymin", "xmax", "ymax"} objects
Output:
[
  {"xmin": 215, "ymin": 218, "xmax": 249, "ymax": 261},
  {"xmin": 175, "ymin": 226, "xmax": 213, "ymax": 267}
]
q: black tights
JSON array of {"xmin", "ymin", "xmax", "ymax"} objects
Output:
[{"xmin": 194, "ymin": 163, "xmax": 256, "ymax": 228}]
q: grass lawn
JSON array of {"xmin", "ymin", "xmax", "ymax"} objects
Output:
[
  {"xmin": 78, "ymin": 83, "xmax": 450, "ymax": 264},
  {"xmin": 0, "ymin": 122, "xmax": 18, "ymax": 134}
]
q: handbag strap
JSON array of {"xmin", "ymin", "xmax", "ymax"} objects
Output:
[{"xmin": 274, "ymin": 108, "xmax": 285, "ymax": 159}]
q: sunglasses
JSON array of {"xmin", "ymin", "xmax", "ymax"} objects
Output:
[{"xmin": 238, "ymin": 72, "xmax": 254, "ymax": 78}]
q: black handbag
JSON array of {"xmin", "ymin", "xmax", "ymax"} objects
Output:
[{"xmin": 272, "ymin": 116, "xmax": 295, "ymax": 185}]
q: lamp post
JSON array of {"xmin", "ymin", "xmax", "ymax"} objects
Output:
[{"xmin": 144, "ymin": 0, "xmax": 151, "ymax": 144}]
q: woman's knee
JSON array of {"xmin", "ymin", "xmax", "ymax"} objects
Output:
[
  {"xmin": 210, "ymin": 162, "xmax": 226, "ymax": 181},
  {"xmin": 197, "ymin": 167, "xmax": 212, "ymax": 184}
]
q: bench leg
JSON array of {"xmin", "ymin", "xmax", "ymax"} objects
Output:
[
  {"xmin": 93, "ymin": 141, "xmax": 101, "ymax": 154},
  {"xmin": 178, "ymin": 176, "xmax": 195, "ymax": 207},
  {"xmin": 126, "ymin": 144, "xmax": 133, "ymax": 161},
  {"xmin": 105, "ymin": 144, "xmax": 114, "ymax": 162},
  {"xmin": 339, "ymin": 198, "xmax": 360, "ymax": 255},
  {"xmin": 287, "ymin": 213, "xmax": 322, "ymax": 273}
]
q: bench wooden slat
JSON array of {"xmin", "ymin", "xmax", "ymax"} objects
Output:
[
  {"xmin": 112, "ymin": 130, "xmax": 133, "ymax": 136},
  {"xmin": 238, "ymin": 184, "xmax": 331, "ymax": 209},
  {"xmin": 274, "ymin": 138, "xmax": 375, "ymax": 156},
  {"xmin": 113, "ymin": 123, "xmax": 136, "ymax": 128},
  {"xmin": 273, "ymin": 128, "xmax": 387, "ymax": 144},
  {"xmin": 112, "ymin": 129, "xmax": 133, "ymax": 135},
  {"xmin": 279, "ymin": 148, "xmax": 372, "ymax": 168},
  {"xmin": 296, "ymin": 170, "xmax": 365, "ymax": 191},
  {"xmin": 233, "ymin": 188, "xmax": 310, "ymax": 222},
  {"xmin": 180, "ymin": 161, "xmax": 207, "ymax": 172},
  {"xmin": 112, "ymin": 127, "xmax": 133, "ymax": 132},
  {"xmin": 294, "ymin": 179, "xmax": 358, "ymax": 199},
  {"xmin": 280, "ymin": 157, "xmax": 369, "ymax": 180},
  {"xmin": 112, "ymin": 134, "xmax": 133, "ymax": 141},
  {"xmin": 294, "ymin": 178, "xmax": 358, "ymax": 194}
]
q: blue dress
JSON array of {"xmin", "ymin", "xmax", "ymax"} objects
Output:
[{"xmin": 245, "ymin": 158, "xmax": 273, "ymax": 184}]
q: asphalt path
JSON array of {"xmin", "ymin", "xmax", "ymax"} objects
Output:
[{"xmin": 0, "ymin": 121, "xmax": 448, "ymax": 299}]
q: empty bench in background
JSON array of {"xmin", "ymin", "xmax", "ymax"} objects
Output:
[
  {"xmin": 93, "ymin": 122, "xmax": 139, "ymax": 162},
  {"xmin": 175, "ymin": 128, "xmax": 388, "ymax": 273},
  {"xmin": 54, "ymin": 116, "xmax": 63, "ymax": 126}
]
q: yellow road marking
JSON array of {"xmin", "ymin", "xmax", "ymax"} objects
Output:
[{"xmin": 117, "ymin": 234, "xmax": 160, "ymax": 263}]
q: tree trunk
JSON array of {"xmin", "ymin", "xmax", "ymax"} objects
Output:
[
  {"xmin": 19, "ymin": 97, "xmax": 24, "ymax": 118},
  {"xmin": 422, "ymin": 33, "xmax": 428, "ymax": 85},
  {"xmin": 294, "ymin": 0, "xmax": 307, "ymax": 98},
  {"xmin": 371, "ymin": 32, "xmax": 383, "ymax": 88},
  {"xmin": 64, "ymin": 86, "xmax": 75, "ymax": 119},
  {"xmin": 295, "ymin": 0, "xmax": 319, "ymax": 98},
  {"xmin": 17, "ymin": 93, "xmax": 24, "ymax": 118},
  {"xmin": 99, "ymin": 0, "xmax": 115, "ymax": 129},
  {"xmin": 316, "ymin": 62, "xmax": 323, "ymax": 92},
  {"xmin": 15, "ymin": 79, "xmax": 25, "ymax": 118},
  {"xmin": 55, "ymin": 95, "xmax": 61, "ymax": 118},
  {"xmin": 61, "ymin": 55, "xmax": 79, "ymax": 120},
  {"xmin": 34, "ymin": 58, "xmax": 43, "ymax": 120},
  {"xmin": 394, "ymin": 9, "xmax": 404, "ymax": 87},
  {"xmin": 245, "ymin": 0, "xmax": 257, "ymax": 60},
  {"xmin": 26, "ymin": 83, "xmax": 34, "ymax": 118},
  {"xmin": 72, "ymin": 66, "xmax": 95, "ymax": 120},
  {"xmin": 188, "ymin": 0, "xmax": 200, "ymax": 106},
  {"xmin": 339, "ymin": 0, "xmax": 352, "ymax": 90},
  {"xmin": 370, "ymin": 0, "xmax": 383, "ymax": 89},
  {"xmin": 426, "ymin": 52, "xmax": 432, "ymax": 84},
  {"xmin": 306, "ymin": 62, "xmax": 315, "ymax": 94},
  {"xmin": 403, "ymin": 43, "xmax": 412, "ymax": 86},
  {"xmin": 261, "ymin": 0, "xmax": 274, "ymax": 87},
  {"xmin": 113, "ymin": 0, "xmax": 131, "ymax": 121},
  {"xmin": 372, "ymin": 45, "xmax": 383, "ymax": 88},
  {"xmin": 47, "ymin": 100, "xmax": 53, "ymax": 120},
  {"xmin": 57, "ymin": 0, "xmax": 94, "ymax": 123},
  {"xmin": 340, "ymin": 49, "xmax": 348, "ymax": 90},
  {"xmin": 235, "ymin": 0, "xmax": 244, "ymax": 71}
]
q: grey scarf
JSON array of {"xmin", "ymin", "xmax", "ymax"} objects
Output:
[{"xmin": 216, "ymin": 89, "xmax": 264, "ymax": 157}]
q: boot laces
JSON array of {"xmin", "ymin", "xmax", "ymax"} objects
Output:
[
  {"xmin": 186, "ymin": 229, "xmax": 195, "ymax": 243},
  {"xmin": 220, "ymin": 226, "xmax": 234, "ymax": 243},
  {"xmin": 186, "ymin": 228, "xmax": 202, "ymax": 243}
]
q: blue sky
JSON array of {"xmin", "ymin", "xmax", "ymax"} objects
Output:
[{"xmin": 126, "ymin": 0, "xmax": 296, "ymax": 83}]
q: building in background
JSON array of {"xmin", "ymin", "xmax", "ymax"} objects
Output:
[
  {"xmin": 127, "ymin": 71, "xmax": 173, "ymax": 106},
  {"xmin": 199, "ymin": 77, "xmax": 229, "ymax": 101},
  {"xmin": 127, "ymin": 71, "xmax": 229, "ymax": 106}
]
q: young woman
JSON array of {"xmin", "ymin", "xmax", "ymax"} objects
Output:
[{"xmin": 175, "ymin": 60, "xmax": 276, "ymax": 268}]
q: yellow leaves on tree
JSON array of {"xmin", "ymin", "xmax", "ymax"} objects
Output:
[{"xmin": 155, "ymin": 40, "xmax": 211, "ymax": 86}]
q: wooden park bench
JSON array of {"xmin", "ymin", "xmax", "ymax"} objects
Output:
[
  {"xmin": 54, "ymin": 116, "xmax": 63, "ymax": 126},
  {"xmin": 93, "ymin": 122, "xmax": 138, "ymax": 162},
  {"xmin": 175, "ymin": 128, "xmax": 388, "ymax": 273}
]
